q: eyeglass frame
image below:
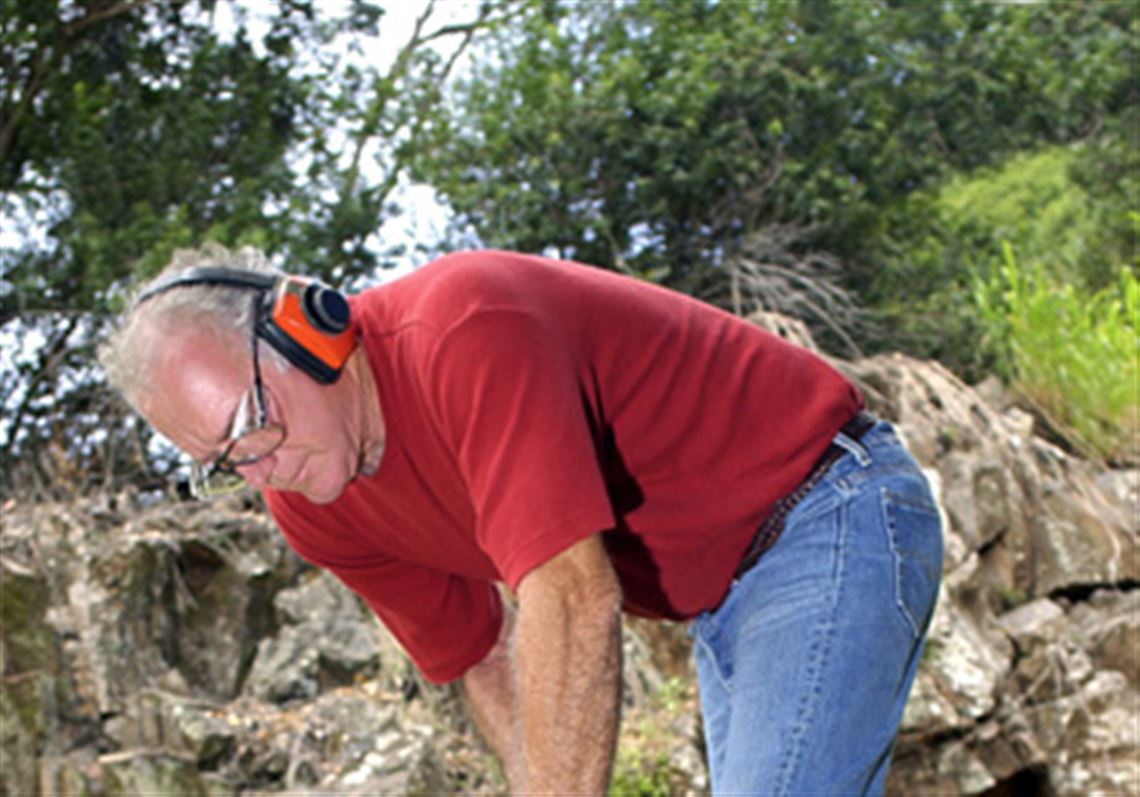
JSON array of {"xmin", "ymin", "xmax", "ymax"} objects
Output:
[{"xmin": 188, "ymin": 298, "xmax": 286, "ymax": 494}]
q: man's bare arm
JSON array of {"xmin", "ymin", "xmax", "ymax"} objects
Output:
[
  {"xmin": 462, "ymin": 535, "xmax": 623, "ymax": 793},
  {"xmin": 462, "ymin": 600, "xmax": 522, "ymax": 786},
  {"xmin": 514, "ymin": 534, "xmax": 623, "ymax": 793}
]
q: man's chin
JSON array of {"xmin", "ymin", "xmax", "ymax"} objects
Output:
[
  {"xmin": 297, "ymin": 476, "xmax": 348, "ymax": 505},
  {"xmin": 300, "ymin": 486, "xmax": 344, "ymax": 505}
]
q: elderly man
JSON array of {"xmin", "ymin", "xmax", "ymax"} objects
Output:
[{"xmin": 100, "ymin": 244, "xmax": 942, "ymax": 795}]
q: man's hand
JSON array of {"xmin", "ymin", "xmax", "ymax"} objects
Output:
[{"xmin": 514, "ymin": 534, "xmax": 623, "ymax": 793}]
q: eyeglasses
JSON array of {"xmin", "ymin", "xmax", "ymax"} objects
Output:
[{"xmin": 188, "ymin": 326, "xmax": 286, "ymax": 498}]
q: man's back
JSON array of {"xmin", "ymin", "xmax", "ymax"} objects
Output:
[{"xmin": 267, "ymin": 250, "xmax": 862, "ymax": 679}]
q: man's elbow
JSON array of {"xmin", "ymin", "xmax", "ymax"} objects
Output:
[{"xmin": 518, "ymin": 535, "xmax": 623, "ymax": 625}]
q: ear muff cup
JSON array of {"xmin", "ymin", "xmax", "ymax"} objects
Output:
[
  {"xmin": 259, "ymin": 277, "xmax": 355, "ymax": 384},
  {"xmin": 257, "ymin": 293, "xmax": 343, "ymax": 384}
]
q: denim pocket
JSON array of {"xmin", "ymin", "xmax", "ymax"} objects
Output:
[{"xmin": 880, "ymin": 486, "xmax": 943, "ymax": 639}]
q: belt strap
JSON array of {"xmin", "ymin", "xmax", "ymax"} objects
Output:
[{"xmin": 732, "ymin": 411, "xmax": 878, "ymax": 580}]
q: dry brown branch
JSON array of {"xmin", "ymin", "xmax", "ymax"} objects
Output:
[{"xmin": 718, "ymin": 225, "xmax": 870, "ymax": 359}]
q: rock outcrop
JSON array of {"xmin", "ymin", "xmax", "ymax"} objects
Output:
[
  {"xmin": 838, "ymin": 356, "xmax": 1137, "ymax": 796},
  {"xmin": 1, "ymin": 353, "xmax": 1136, "ymax": 795}
]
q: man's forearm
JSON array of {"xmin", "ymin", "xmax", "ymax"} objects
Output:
[
  {"xmin": 462, "ymin": 603, "xmax": 524, "ymax": 787},
  {"xmin": 514, "ymin": 541, "xmax": 624, "ymax": 793}
]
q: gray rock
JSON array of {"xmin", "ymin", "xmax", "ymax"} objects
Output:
[
  {"xmin": 1095, "ymin": 469, "xmax": 1138, "ymax": 533},
  {"xmin": 173, "ymin": 704, "xmax": 237, "ymax": 765},
  {"xmin": 99, "ymin": 750, "xmax": 207, "ymax": 797},
  {"xmin": 997, "ymin": 598, "xmax": 1065, "ymax": 642},
  {"xmin": 244, "ymin": 629, "xmax": 321, "ymax": 703},
  {"xmin": 243, "ymin": 570, "xmax": 385, "ymax": 702},
  {"xmin": 1078, "ymin": 591, "xmax": 1140, "ymax": 686},
  {"xmin": 1, "ymin": 553, "xmax": 62, "ymax": 797}
]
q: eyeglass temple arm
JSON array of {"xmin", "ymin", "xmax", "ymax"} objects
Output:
[{"xmin": 250, "ymin": 295, "xmax": 269, "ymax": 428}]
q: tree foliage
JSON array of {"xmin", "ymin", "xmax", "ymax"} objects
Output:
[
  {"xmin": 1069, "ymin": 104, "xmax": 1140, "ymax": 286},
  {"xmin": 1, "ymin": 0, "xmax": 513, "ymax": 497},
  {"xmin": 869, "ymin": 131, "xmax": 1137, "ymax": 382},
  {"xmin": 1, "ymin": 0, "xmax": 1133, "ymax": 498},
  {"xmin": 414, "ymin": 0, "xmax": 1133, "ymax": 297}
]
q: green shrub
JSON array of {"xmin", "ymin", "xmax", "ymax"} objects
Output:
[
  {"xmin": 867, "ymin": 140, "xmax": 1136, "ymax": 377},
  {"xmin": 974, "ymin": 243, "xmax": 1138, "ymax": 464},
  {"xmin": 934, "ymin": 148, "xmax": 1101, "ymax": 282}
]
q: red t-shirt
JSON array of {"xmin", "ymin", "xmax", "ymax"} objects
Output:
[{"xmin": 265, "ymin": 250, "xmax": 862, "ymax": 682}]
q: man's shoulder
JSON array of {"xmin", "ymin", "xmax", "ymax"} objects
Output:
[
  {"xmin": 365, "ymin": 250, "xmax": 559, "ymax": 321},
  {"xmin": 416, "ymin": 249, "xmax": 555, "ymax": 295}
]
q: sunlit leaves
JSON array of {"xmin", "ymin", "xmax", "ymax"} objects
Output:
[{"xmin": 974, "ymin": 246, "xmax": 1137, "ymax": 463}]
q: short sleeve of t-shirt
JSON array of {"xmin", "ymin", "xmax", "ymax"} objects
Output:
[
  {"xmin": 265, "ymin": 491, "xmax": 502, "ymax": 683},
  {"xmin": 424, "ymin": 307, "xmax": 617, "ymax": 589}
]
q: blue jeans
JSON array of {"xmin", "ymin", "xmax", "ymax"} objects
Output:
[{"xmin": 691, "ymin": 421, "xmax": 943, "ymax": 795}]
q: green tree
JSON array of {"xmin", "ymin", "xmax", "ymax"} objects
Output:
[
  {"xmin": 868, "ymin": 120, "xmax": 1137, "ymax": 381},
  {"xmin": 0, "ymin": 0, "xmax": 513, "ymax": 497},
  {"xmin": 3, "ymin": 2, "xmax": 301, "ymax": 320},
  {"xmin": 415, "ymin": 0, "xmax": 1132, "ymax": 304},
  {"xmin": 1069, "ymin": 105, "xmax": 1140, "ymax": 287},
  {"xmin": 3, "ymin": 0, "xmax": 304, "ymax": 495}
]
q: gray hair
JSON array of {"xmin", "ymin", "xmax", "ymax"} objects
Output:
[{"xmin": 99, "ymin": 242, "xmax": 288, "ymax": 409}]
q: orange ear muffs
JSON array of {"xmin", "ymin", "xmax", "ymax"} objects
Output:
[{"xmin": 258, "ymin": 276, "xmax": 356, "ymax": 384}]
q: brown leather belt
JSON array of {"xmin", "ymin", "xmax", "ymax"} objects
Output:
[{"xmin": 733, "ymin": 411, "xmax": 879, "ymax": 580}]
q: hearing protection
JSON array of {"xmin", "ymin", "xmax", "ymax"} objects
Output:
[{"xmin": 135, "ymin": 266, "xmax": 356, "ymax": 384}]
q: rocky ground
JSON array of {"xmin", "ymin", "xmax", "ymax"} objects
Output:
[{"xmin": 2, "ymin": 351, "xmax": 1136, "ymax": 795}]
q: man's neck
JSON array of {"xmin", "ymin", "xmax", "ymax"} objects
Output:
[{"xmin": 346, "ymin": 346, "xmax": 386, "ymax": 477}]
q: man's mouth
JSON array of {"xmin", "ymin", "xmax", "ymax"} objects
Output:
[{"xmin": 271, "ymin": 456, "xmax": 308, "ymax": 491}]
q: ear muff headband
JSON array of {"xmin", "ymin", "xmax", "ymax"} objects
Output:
[
  {"xmin": 136, "ymin": 267, "xmax": 277, "ymax": 302},
  {"xmin": 135, "ymin": 266, "xmax": 356, "ymax": 384}
]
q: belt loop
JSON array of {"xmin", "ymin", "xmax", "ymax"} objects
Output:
[
  {"xmin": 832, "ymin": 430, "xmax": 871, "ymax": 466},
  {"xmin": 834, "ymin": 410, "xmax": 876, "ymax": 466}
]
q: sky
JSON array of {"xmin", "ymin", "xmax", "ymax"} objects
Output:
[{"xmin": 211, "ymin": 0, "xmax": 482, "ymax": 282}]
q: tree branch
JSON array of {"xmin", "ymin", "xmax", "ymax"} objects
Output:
[
  {"xmin": 0, "ymin": 315, "xmax": 81, "ymax": 464},
  {"xmin": 63, "ymin": 0, "xmax": 154, "ymax": 38},
  {"xmin": 2, "ymin": 0, "xmax": 156, "ymax": 181},
  {"xmin": 333, "ymin": 0, "xmax": 513, "ymax": 256},
  {"xmin": 1, "ymin": 43, "xmax": 53, "ymax": 172},
  {"xmin": 337, "ymin": 0, "xmax": 437, "ymax": 213}
]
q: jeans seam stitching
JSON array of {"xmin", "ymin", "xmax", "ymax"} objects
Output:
[
  {"xmin": 693, "ymin": 627, "xmax": 730, "ymax": 790},
  {"xmin": 694, "ymin": 619, "xmax": 732, "ymax": 694},
  {"xmin": 882, "ymin": 486, "xmax": 922, "ymax": 640},
  {"xmin": 773, "ymin": 499, "xmax": 846, "ymax": 793}
]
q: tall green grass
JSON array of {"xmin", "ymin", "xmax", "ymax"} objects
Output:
[
  {"xmin": 974, "ymin": 242, "xmax": 1138, "ymax": 464},
  {"xmin": 870, "ymin": 145, "xmax": 1120, "ymax": 382}
]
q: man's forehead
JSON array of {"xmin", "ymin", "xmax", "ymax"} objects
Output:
[
  {"xmin": 139, "ymin": 323, "xmax": 250, "ymax": 452},
  {"xmin": 153, "ymin": 321, "xmax": 245, "ymax": 376}
]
